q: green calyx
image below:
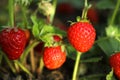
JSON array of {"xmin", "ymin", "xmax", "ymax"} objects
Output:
[
  {"xmin": 69, "ymin": 17, "xmax": 90, "ymax": 26},
  {"xmin": 76, "ymin": 16, "xmax": 90, "ymax": 22},
  {"xmin": 40, "ymin": 33, "xmax": 62, "ymax": 47},
  {"xmin": 75, "ymin": 0, "xmax": 91, "ymax": 22},
  {"xmin": 68, "ymin": 0, "xmax": 91, "ymax": 25}
]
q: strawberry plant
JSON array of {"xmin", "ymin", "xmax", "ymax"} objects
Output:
[{"xmin": 0, "ymin": 0, "xmax": 120, "ymax": 80}]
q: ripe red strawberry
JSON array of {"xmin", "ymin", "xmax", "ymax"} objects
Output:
[
  {"xmin": 67, "ymin": 22, "xmax": 96, "ymax": 52},
  {"xmin": 0, "ymin": 28, "xmax": 27, "ymax": 60},
  {"xmin": 109, "ymin": 52, "xmax": 120, "ymax": 78},
  {"xmin": 113, "ymin": 66, "xmax": 120, "ymax": 79},
  {"xmin": 109, "ymin": 52, "xmax": 120, "ymax": 68},
  {"xmin": 43, "ymin": 46, "xmax": 66, "ymax": 70}
]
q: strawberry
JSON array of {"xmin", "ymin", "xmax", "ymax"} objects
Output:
[
  {"xmin": 87, "ymin": 7, "xmax": 99, "ymax": 24},
  {"xmin": 0, "ymin": 28, "xmax": 27, "ymax": 60},
  {"xmin": 113, "ymin": 66, "xmax": 120, "ymax": 79},
  {"xmin": 109, "ymin": 52, "xmax": 120, "ymax": 78},
  {"xmin": 43, "ymin": 46, "xmax": 66, "ymax": 70},
  {"xmin": 67, "ymin": 22, "xmax": 96, "ymax": 52},
  {"xmin": 24, "ymin": 29, "xmax": 30, "ymax": 43},
  {"xmin": 109, "ymin": 52, "xmax": 120, "ymax": 68},
  {"xmin": 53, "ymin": 35, "xmax": 61, "ymax": 42}
]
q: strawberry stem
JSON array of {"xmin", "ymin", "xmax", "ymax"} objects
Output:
[
  {"xmin": 30, "ymin": 40, "xmax": 36, "ymax": 73},
  {"xmin": 21, "ymin": 5, "xmax": 28, "ymax": 27},
  {"xmin": 15, "ymin": 60, "xmax": 33, "ymax": 76},
  {"xmin": 0, "ymin": 51, "xmax": 16, "ymax": 73},
  {"xmin": 20, "ymin": 40, "xmax": 39, "ymax": 64},
  {"xmin": 109, "ymin": 0, "xmax": 120, "ymax": 26},
  {"xmin": 14, "ymin": 60, "xmax": 20, "ymax": 73},
  {"xmin": 72, "ymin": 52, "xmax": 82, "ymax": 80},
  {"xmin": 81, "ymin": 0, "xmax": 91, "ymax": 20},
  {"xmin": 37, "ymin": 55, "xmax": 44, "ymax": 74},
  {"xmin": 8, "ymin": 0, "xmax": 14, "ymax": 27}
]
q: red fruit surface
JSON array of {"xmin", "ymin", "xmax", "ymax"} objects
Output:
[
  {"xmin": 0, "ymin": 28, "xmax": 27, "ymax": 60},
  {"xmin": 113, "ymin": 66, "xmax": 120, "ymax": 79},
  {"xmin": 109, "ymin": 52, "xmax": 120, "ymax": 79},
  {"xmin": 43, "ymin": 46, "xmax": 66, "ymax": 70},
  {"xmin": 109, "ymin": 52, "xmax": 120, "ymax": 68},
  {"xmin": 53, "ymin": 35, "xmax": 61, "ymax": 42},
  {"xmin": 67, "ymin": 22, "xmax": 96, "ymax": 52},
  {"xmin": 87, "ymin": 7, "xmax": 99, "ymax": 24},
  {"xmin": 24, "ymin": 29, "xmax": 30, "ymax": 43}
]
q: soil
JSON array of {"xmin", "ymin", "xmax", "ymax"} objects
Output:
[{"xmin": 0, "ymin": 58, "xmax": 74, "ymax": 80}]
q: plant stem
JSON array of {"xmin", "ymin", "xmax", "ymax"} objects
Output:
[
  {"xmin": 30, "ymin": 40, "xmax": 36, "ymax": 73},
  {"xmin": 9, "ymin": 0, "xmax": 14, "ymax": 27},
  {"xmin": 39, "ymin": 56, "xmax": 44, "ymax": 73},
  {"xmin": 72, "ymin": 52, "xmax": 82, "ymax": 80},
  {"xmin": 82, "ymin": 0, "xmax": 87, "ymax": 19},
  {"xmin": 20, "ymin": 40, "xmax": 39, "ymax": 64},
  {"xmin": 109, "ymin": 0, "xmax": 120, "ymax": 26},
  {"xmin": 15, "ymin": 60, "xmax": 33, "ymax": 76},
  {"xmin": 0, "ymin": 51, "xmax": 16, "ymax": 73},
  {"xmin": 49, "ymin": 0, "xmax": 57, "ymax": 24},
  {"xmin": 81, "ymin": 0, "xmax": 91, "ymax": 21},
  {"xmin": 21, "ymin": 5, "xmax": 28, "ymax": 27},
  {"xmin": 14, "ymin": 60, "xmax": 20, "ymax": 73},
  {"xmin": 37, "ymin": 55, "xmax": 44, "ymax": 74}
]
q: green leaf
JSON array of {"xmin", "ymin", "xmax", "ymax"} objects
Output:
[
  {"xmin": 39, "ymin": 25, "xmax": 66, "ymax": 45},
  {"xmin": 96, "ymin": 0, "xmax": 115, "ymax": 9},
  {"xmin": 31, "ymin": 14, "xmax": 66, "ymax": 41},
  {"xmin": 106, "ymin": 69, "xmax": 116, "ymax": 80},
  {"xmin": 31, "ymin": 15, "xmax": 37, "ymax": 24},
  {"xmin": 97, "ymin": 37, "xmax": 120, "ymax": 57},
  {"xmin": 81, "ymin": 57, "xmax": 102, "ymax": 63},
  {"xmin": 32, "ymin": 23, "xmax": 40, "ymax": 39},
  {"xmin": 31, "ymin": 15, "xmax": 40, "ymax": 39},
  {"xmin": 40, "ymin": 25, "xmax": 66, "ymax": 37},
  {"xmin": 31, "ymin": 15, "xmax": 46, "ymax": 39},
  {"xmin": 66, "ymin": 44, "xmax": 77, "ymax": 60},
  {"xmin": 15, "ymin": 0, "xmax": 32, "ymax": 6},
  {"xmin": 41, "ymin": 33, "xmax": 55, "ymax": 47}
]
